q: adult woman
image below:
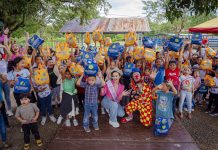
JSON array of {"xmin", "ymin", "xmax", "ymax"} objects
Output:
[{"xmin": 101, "ymin": 68, "xmax": 129, "ymax": 128}]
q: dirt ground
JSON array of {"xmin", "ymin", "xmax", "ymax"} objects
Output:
[{"xmin": 2, "ymin": 106, "xmax": 218, "ymax": 150}]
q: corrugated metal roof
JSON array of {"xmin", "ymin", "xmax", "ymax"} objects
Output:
[{"xmin": 60, "ymin": 18, "xmax": 151, "ymax": 33}]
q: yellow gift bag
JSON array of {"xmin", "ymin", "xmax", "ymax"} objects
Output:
[
  {"xmin": 206, "ymin": 47, "xmax": 216, "ymax": 58},
  {"xmin": 66, "ymin": 33, "xmax": 77, "ymax": 48},
  {"xmin": 33, "ymin": 64, "xmax": 50, "ymax": 85},
  {"xmin": 169, "ymin": 51, "xmax": 179, "ymax": 58},
  {"xmin": 95, "ymin": 54, "xmax": 105, "ymax": 66},
  {"xmin": 99, "ymin": 47, "xmax": 108, "ymax": 56},
  {"xmin": 125, "ymin": 32, "xmax": 137, "ymax": 47},
  {"xmin": 104, "ymin": 37, "xmax": 112, "ymax": 47},
  {"xmin": 41, "ymin": 46, "xmax": 51, "ymax": 57},
  {"xmin": 200, "ymin": 59, "xmax": 212, "ymax": 70},
  {"xmin": 144, "ymin": 48, "xmax": 156, "ymax": 62},
  {"xmin": 133, "ymin": 46, "xmax": 145, "ymax": 60},
  {"xmin": 204, "ymin": 75, "xmax": 215, "ymax": 87},
  {"xmin": 92, "ymin": 30, "xmax": 103, "ymax": 42},
  {"xmin": 56, "ymin": 42, "xmax": 70, "ymax": 60},
  {"xmin": 85, "ymin": 32, "xmax": 91, "ymax": 45},
  {"xmin": 68, "ymin": 62, "xmax": 84, "ymax": 77},
  {"xmin": 23, "ymin": 55, "xmax": 32, "ymax": 68}
]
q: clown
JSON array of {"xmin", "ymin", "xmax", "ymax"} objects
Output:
[{"xmin": 121, "ymin": 68, "xmax": 153, "ymax": 127}]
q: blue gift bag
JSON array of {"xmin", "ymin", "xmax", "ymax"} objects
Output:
[
  {"xmin": 123, "ymin": 62, "xmax": 135, "ymax": 76},
  {"xmin": 28, "ymin": 35, "xmax": 44, "ymax": 50},
  {"xmin": 168, "ymin": 36, "xmax": 183, "ymax": 52},
  {"xmin": 154, "ymin": 117, "xmax": 173, "ymax": 136},
  {"xmin": 198, "ymin": 83, "xmax": 208, "ymax": 94},
  {"xmin": 142, "ymin": 36, "xmax": 154, "ymax": 48},
  {"xmin": 14, "ymin": 77, "xmax": 31, "ymax": 94},
  {"xmin": 191, "ymin": 33, "xmax": 202, "ymax": 45},
  {"xmin": 84, "ymin": 60, "xmax": 99, "ymax": 76},
  {"xmin": 108, "ymin": 43, "xmax": 121, "ymax": 59},
  {"xmin": 88, "ymin": 46, "xmax": 97, "ymax": 57}
]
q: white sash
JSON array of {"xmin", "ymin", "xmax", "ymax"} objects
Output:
[{"xmin": 106, "ymin": 80, "xmax": 118, "ymax": 102}]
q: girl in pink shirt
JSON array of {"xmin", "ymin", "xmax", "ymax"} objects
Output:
[{"xmin": 101, "ymin": 68, "xmax": 129, "ymax": 128}]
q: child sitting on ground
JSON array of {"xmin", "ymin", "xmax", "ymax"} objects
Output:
[
  {"xmin": 77, "ymin": 72, "xmax": 105, "ymax": 132},
  {"xmin": 15, "ymin": 93, "xmax": 42, "ymax": 150}
]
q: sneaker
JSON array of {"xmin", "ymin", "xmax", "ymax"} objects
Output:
[
  {"xmin": 121, "ymin": 116, "xmax": 133, "ymax": 123},
  {"xmin": 209, "ymin": 111, "xmax": 218, "ymax": 117},
  {"xmin": 94, "ymin": 127, "xmax": 99, "ymax": 131},
  {"xmin": 205, "ymin": 109, "xmax": 211, "ymax": 114},
  {"xmin": 75, "ymin": 107, "xmax": 79, "ymax": 115},
  {"xmin": 49, "ymin": 115, "xmax": 57, "ymax": 123},
  {"xmin": 84, "ymin": 127, "xmax": 91, "ymax": 133},
  {"xmin": 109, "ymin": 120, "xmax": 120, "ymax": 128},
  {"xmin": 36, "ymin": 139, "xmax": 43, "ymax": 147},
  {"xmin": 65, "ymin": 119, "xmax": 71, "ymax": 127},
  {"xmin": 73, "ymin": 119, "xmax": 78, "ymax": 126},
  {"xmin": 6, "ymin": 110, "xmax": 14, "ymax": 117},
  {"xmin": 20, "ymin": 128, "xmax": 23, "ymax": 133},
  {"xmin": 57, "ymin": 116, "xmax": 63, "ymax": 125},
  {"xmin": 2, "ymin": 142, "xmax": 11, "ymax": 149},
  {"xmin": 101, "ymin": 108, "xmax": 106, "ymax": 115},
  {"xmin": 23, "ymin": 144, "xmax": 29, "ymax": 150},
  {"xmin": 184, "ymin": 108, "xmax": 188, "ymax": 112},
  {"xmin": 41, "ymin": 117, "xmax": 47, "ymax": 126}
]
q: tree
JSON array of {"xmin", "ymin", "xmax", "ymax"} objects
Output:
[{"xmin": 0, "ymin": 0, "xmax": 111, "ymax": 33}]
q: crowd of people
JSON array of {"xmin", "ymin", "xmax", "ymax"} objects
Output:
[{"xmin": 0, "ymin": 27, "xmax": 218, "ymax": 149}]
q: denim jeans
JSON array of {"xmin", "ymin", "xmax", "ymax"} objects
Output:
[
  {"xmin": 83, "ymin": 103, "xmax": 98, "ymax": 128},
  {"xmin": 38, "ymin": 94, "xmax": 52, "ymax": 117},
  {"xmin": 0, "ymin": 114, "xmax": 7, "ymax": 142},
  {"xmin": 102, "ymin": 96, "xmax": 125, "ymax": 122},
  {"xmin": 2, "ymin": 82, "xmax": 11, "ymax": 110},
  {"xmin": 179, "ymin": 90, "xmax": 193, "ymax": 113}
]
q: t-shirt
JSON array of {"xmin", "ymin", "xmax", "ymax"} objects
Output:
[
  {"xmin": 15, "ymin": 103, "xmax": 39, "ymax": 124},
  {"xmin": 165, "ymin": 68, "xmax": 180, "ymax": 88},
  {"xmin": 48, "ymin": 67, "xmax": 59, "ymax": 88},
  {"xmin": 179, "ymin": 75, "xmax": 195, "ymax": 91},
  {"xmin": 33, "ymin": 83, "xmax": 51, "ymax": 98},
  {"xmin": 210, "ymin": 77, "xmax": 218, "ymax": 94},
  {"xmin": 63, "ymin": 78, "xmax": 77, "ymax": 95},
  {"xmin": 192, "ymin": 64, "xmax": 206, "ymax": 79},
  {"xmin": 156, "ymin": 90, "xmax": 174, "ymax": 119},
  {"xmin": 7, "ymin": 68, "xmax": 30, "ymax": 80},
  {"xmin": 0, "ymin": 59, "xmax": 7, "ymax": 75}
]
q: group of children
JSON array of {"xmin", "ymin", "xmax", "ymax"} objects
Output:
[{"xmin": 0, "ymin": 27, "xmax": 218, "ymax": 149}]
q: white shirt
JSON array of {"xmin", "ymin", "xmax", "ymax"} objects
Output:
[{"xmin": 0, "ymin": 59, "xmax": 7, "ymax": 75}]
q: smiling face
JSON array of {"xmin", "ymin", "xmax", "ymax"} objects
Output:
[
  {"xmin": 169, "ymin": 62, "xmax": 176, "ymax": 70},
  {"xmin": 16, "ymin": 59, "xmax": 25, "ymax": 70},
  {"xmin": 12, "ymin": 44, "xmax": 19, "ymax": 54},
  {"xmin": 87, "ymin": 76, "xmax": 96, "ymax": 85},
  {"xmin": 47, "ymin": 59, "xmax": 54, "ymax": 68},
  {"xmin": 111, "ymin": 71, "xmax": 121, "ymax": 82},
  {"xmin": 132, "ymin": 72, "xmax": 141, "ymax": 82}
]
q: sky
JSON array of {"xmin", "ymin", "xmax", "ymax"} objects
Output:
[{"xmin": 99, "ymin": 0, "xmax": 145, "ymax": 18}]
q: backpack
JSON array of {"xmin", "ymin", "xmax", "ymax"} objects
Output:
[
  {"xmin": 198, "ymin": 83, "xmax": 208, "ymax": 94},
  {"xmin": 123, "ymin": 62, "xmax": 134, "ymax": 76},
  {"xmin": 154, "ymin": 117, "xmax": 173, "ymax": 136},
  {"xmin": 14, "ymin": 77, "xmax": 31, "ymax": 94},
  {"xmin": 92, "ymin": 30, "xmax": 103, "ymax": 42},
  {"xmin": 84, "ymin": 32, "xmax": 91, "ymax": 45},
  {"xmin": 142, "ymin": 36, "xmax": 154, "ymax": 48},
  {"xmin": 125, "ymin": 32, "xmax": 137, "ymax": 47},
  {"xmin": 28, "ymin": 35, "xmax": 44, "ymax": 50},
  {"xmin": 66, "ymin": 33, "xmax": 77, "ymax": 48},
  {"xmin": 33, "ymin": 64, "xmax": 50, "ymax": 85},
  {"xmin": 84, "ymin": 60, "xmax": 99, "ymax": 76},
  {"xmin": 68, "ymin": 62, "xmax": 84, "ymax": 77},
  {"xmin": 191, "ymin": 33, "xmax": 202, "ymax": 45},
  {"xmin": 55, "ymin": 42, "xmax": 70, "ymax": 60},
  {"xmin": 144, "ymin": 48, "xmax": 156, "ymax": 62},
  {"xmin": 133, "ymin": 46, "xmax": 144, "ymax": 60},
  {"xmin": 108, "ymin": 43, "xmax": 121, "ymax": 59},
  {"xmin": 168, "ymin": 36, "xmax": 183, "ymax": 52}
]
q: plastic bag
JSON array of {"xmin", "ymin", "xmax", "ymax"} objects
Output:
[
  {"xmin": 33, "ymin": 64, "xmax": 50, "ymax": 85},
  {"xmin": 66, "ymin": 33, "xmax": 77, "ymax": 48},
  {"xmin": 28, "ymin": 35, "xmax": 44, "ymax": 50},
  {"xmin": 142, "ymin": 36, "xmax": 154, "ymax": 48},
  {"xmin": 55, "ymin": 42, "xmax": 71, "ymax": 60},
  {"xmin": 41, "ymin": 46, "xmax": 51, "ymax": 57},
  {"xmin": 200, "ymin": 59, "xmax": 212, "ymax": 70},
  {"xmin": 204, "ymin": 75, "xmax": 215, "ymax": 87},
  {"xmin": 169, "ymin": 51, "xmax": 179, "ymax": 58},
  {"xmin": 168, "ymin": 36, "xmax": 183, "ymax": 52},
  {"xmin": 191, "ymin": 33, "xmax": 202, "ymax": 45},
  {"xmin": 92, "ymin": 30, "xmax": 103, "ymax": 42},
  {"xmin": 84, "ymin": 60, "xmax": 99, "ymax": 76},
  {"xmin": 14, "ymin": 77, "xmax": 31, "ymax": 94},
  {"xmin": 206, "ymin": 47, "xmax": 217, "ymax": 58},
  {"xmin": 125, "ymin": 32, "xmax": 137, "ymax": 47},
  {"xmin": 23, "ymin": 55, "xmax": 32, "ymax": 68},
  {"xmin": 95, "ymin": 54, "xmax": 105, "ymax": 66},
  {"xmin": 133, "ymin": 46, "xmax": 145, "ymax": 60},
  {"xmin": 68, "ymin": 62, "xmax": 84, "ymax": 77},
  {"xmin": 104, "ymin": 37, "xmax": 112, "ymax": 47},
  {"xmin": 84, "ymin": 32, "xmax": 91, "ymax": 45},
  {"xmin": 144, "ymin": 48, "xmax": 156, "ymax": 62}
]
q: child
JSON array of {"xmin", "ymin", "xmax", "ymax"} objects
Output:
[
  {"xmin": 57, "ymin": 69, "xmax": 79, "ymax": 127},
  {"xmin": 193, "ymin": 70, "xmax": 201, "ymax": 104},
  {"xmin": 179, "ymin": 66, "xmax": 195, "ymax": 119},
  {"xmin": 15, "ymin": 93, "xmax": 42, "ymax": 150},
  {"xmin": 77, "ymin": 72, "xmax": 105, "ymax": 132},
  {"xmin": 143, "ymin": 67, "xmax": 154, "ymax": 88},
  {"xmin": 0, "ymin": 80, "xmax": 11, "ymax": 149}
]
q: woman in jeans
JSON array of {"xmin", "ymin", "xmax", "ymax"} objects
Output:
[{"xmin": 101, "ymin": 68, "xmax": 129, "ymax": 128}]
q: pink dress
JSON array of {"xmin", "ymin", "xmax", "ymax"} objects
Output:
[{"xmin": 101, "ymin": 80, "xmax": 124, "ymax": 102}]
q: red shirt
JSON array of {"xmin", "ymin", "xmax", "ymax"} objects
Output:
[{"xmin": 165, "ymin": 68, "xmax": 180, "ymax": 87}]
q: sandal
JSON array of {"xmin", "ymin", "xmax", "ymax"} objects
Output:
[
  {"xmin": 24, "ymin": 144, "xmax": 30, "ymax": 150},
  {"xmin": 36, "ymin": 139, "xmax": 43, "ymax": 147}
]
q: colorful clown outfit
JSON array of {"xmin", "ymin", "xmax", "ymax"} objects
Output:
[{"xmin": 125, "ymin": 80, "xmax": 153, "ymax": 127}]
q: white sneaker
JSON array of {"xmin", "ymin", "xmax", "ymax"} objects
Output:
[
  {"xmin": 20, "ymin": 128, "xmax": 23, "ymax": 133},
  {"xmin": 49, "ymin": 115, "xmax": 57, "ymax": 123},
  {"xmin": 41, "ymin": 117, "xmax": 47, "ymax": 126},
  {"xmin": 6, "ymin": 110, "xmax": 14, "ymax": 117},
  {"xmin": 101, "ymin": 108, "xmax": 106, "ymax": 115},
  {"xmin": 57, "ymin": 116, "xmax": 63, "ymax": 125},
  {"xmin": 65, "ymin": 119, "xmax": 71, "ymax": 127},
  {"xmin": 73, "ymin": 119, "xmax": 78, "ymax": 126},
  {"xmin": 75, "ymin": 107, "xmax": 79, "ymax": 115},
  {"xmin": 184, "ymin": 108, "xmax": 188, "ymax": 112},
  {"xmin": 109, "ymin": 120, "xmax": 120, "ymax": 128}
]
